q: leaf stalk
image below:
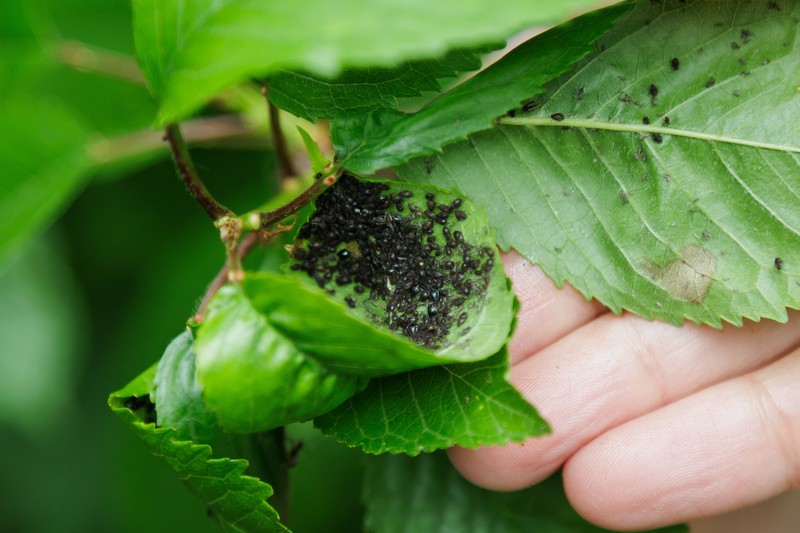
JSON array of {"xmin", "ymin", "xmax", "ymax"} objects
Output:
[{"xmin": 164, "ymin": 123, "xmax": 236, "ymax": 223}]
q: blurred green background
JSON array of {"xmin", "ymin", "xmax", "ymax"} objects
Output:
[{"xmin": 0, "ymin": 0, "xmax": 363, "ymax": 531}]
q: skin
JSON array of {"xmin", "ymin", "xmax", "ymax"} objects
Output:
[{"xmin": 448, "ymin": 251, "xmax": 800, "ymax": 531}]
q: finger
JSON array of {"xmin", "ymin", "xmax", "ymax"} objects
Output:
[
  {"xmin": 449, "ymin": 311, "xmax": 800, "ymax": 491},
  {"xmin": 564, "ymin": 344, "xmax": 800, "ymax": 530},
  {"xmin": 501, "ymin": 250, "xmax": 606, "ymax": 365}
]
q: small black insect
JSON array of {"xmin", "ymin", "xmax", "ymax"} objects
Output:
[
  {"xmin": 775, "ymin": 257, "xmax": 783, "ymax": 270},
  {"xmin": 741, "ymin": 29, "xmax": 753, "ymax": 43},
  {"xmin": 670, "ymin": 57, "xmax": 680, "ymax": 70},
  {"xmin": 551, "ymin": 113, "xmax": 565, "ymax": 121},
  {"xmin": 652, "ymin": 133, "xmax": 663, "ymax": 143},
  {"xmin": 649, "ymin": 84, "xmax": 659, "ymax": 98},
  {"xmin": 522, "ymin": 101, "xmax": 539, "ymax": 112},
  {"xmin": 731, "ymin": 42, "xmax": 740, "ymax": 50},
  {"xmin": 642, "ymin": 116, "xmax": 651, "ymax": 125},
  {"xmin": 705, "ymin": 77, "xmax": 716, "ymax": 88},
  {"xmin": 663, "ymin": 116, "xmax": 671, "ymax": 125}
]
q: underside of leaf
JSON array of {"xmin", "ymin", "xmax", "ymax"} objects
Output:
[
  {"xmin": 399, "ymin": 0, "xmax": 800, "ymax": 326},
  {"xmin": 314, "ymin": 349, "xmax": 548, "ymax": 455},
  {"xmin": 109, "ymin": 372, "xmax": 288, "ymax": 532}
]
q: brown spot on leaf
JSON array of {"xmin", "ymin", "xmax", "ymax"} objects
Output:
[{"xmin": 641, "ymin": 245, "xmax": 717, "ymax": 303}]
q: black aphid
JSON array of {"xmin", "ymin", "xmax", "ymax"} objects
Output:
[
  {"xmin": 663, "ymin": 116, "xmax": 671, "ymax": 125},
  {"xmin": 522, "ymin": 101, "xmax": 539, "ymax": 112},
  {"xmin": 741, "ymin": 29, "xmax": 753, "ymax": 43},
  {"xmin": 649, "ymin": 84, "xmax": 659, "ymax": 98},
  {"xmin": 705, "ymin": 77, "xmax": 716, "ymax": 88},
  {"xmin": 670, "ymin": 57, "xmax": 680, "ymax": 70},
  {"xmin": 291, "ymin": 174, "xmax": 493, "ymax": 349},
  {"xmin": 775, "ymin": 257, "xmax": 783, "ymax": 270},
  {"xmin": 551, "ymin": 113, "xmax": 565, "ymax": 121},
  {"xmin": 652, "ymin": 133, "xmax": 663, "ymax": 143},
  {"xmin": 642, "ymin": 116, "xmax": 651, "ymax": 125}
]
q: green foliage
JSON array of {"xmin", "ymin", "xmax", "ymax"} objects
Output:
[
  {"xmin": 0, "ymin": 0, "xmax": 157, "ymax": 269},
  {"xmin": 152, "ymin": 330, "xmax": 218, "ymax": 443},
  {"xmin": 0, "ymin": 101, "xmax": 92, "ymax": 268},
  {"xmin": 131, "ymin": 0, "xmax": 611, "ymax": 124},
  {"xmin": 296, "ymin": 126, "xmax": 330, "ymax": 174},
  {"xmin": 362, "ymin": 452, "xmax": 689, "ymax": 533},
  {"xmin": 109, "ymin": 371, "xmax": 289, "ymax": 533},
  {"xmin": 194, "ymin": 281, "xmax": 367, "ymax": 434},
  {"xmin": 315, "ymin": 349, "xmax": 548, "ymax": 455},
  {"xmin": 267, "ymin": 46, "xmax": 496, "ymax": 122},
  {"xmin": 399, "ymin": 0, "xmax": 800, "ymax": 327},
  {"xmin": 335, "ymin": 1, "xmax": 633, "ymax": 173},
  {"xmin": 7, "ymin": 0, "xmax": 791, "ymax": 530}
]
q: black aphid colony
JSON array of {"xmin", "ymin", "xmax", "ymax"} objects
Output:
[{"xmin": 290, "ymin": 174, "xmax": 494, "ymax": 349}]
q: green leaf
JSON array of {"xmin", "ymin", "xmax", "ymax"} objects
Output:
[
  {"xmin": 151, "ymin": 330, "xmax": 218, "ymax": 444},
  {"xmin": 335, "ymin": 1, "xmax": 633, "ymax": 174},
  {"xmin": 131, "ymin": 0, "xmax": 621, "ymax": 124},
  {"xmin": 109, "ymin": 375, "xmax": 289, "ymax": 533},
  {"xmin": 296, "ymin": 126, "xmax": 330, "ymax": 174},
  {"xmin": 0, "ymin": 100, "xmax": 92, "ymax": 269},
  {"xmin": 195, "ymin": 192, "xmax": 514, "ymax": 434},
  {"xmin": 194, "ymin": 282, "xmax": 366, "ymax": 434},
  {"xmin": 268, "ymin": 46, "xmax": 496, "ymax": 122},
  {"xmin": 286, "ymin": 177, "xmax": 514, "ymax": 362},
  {"xmin": 362, "ymin": 452, "xmax": 688, "ymax": 533},
  {"xmin": 399, "ymin": 0, "xmax": 800, "ymax": 326},
  {"xmin": 314, "ymin": 350, "xmax": 548, "ymax": 455}
]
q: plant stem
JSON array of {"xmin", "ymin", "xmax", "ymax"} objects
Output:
[
  {"xmin": 90, "ymin": 114, "xmax": 261, "ymax": 167},
  {"xmin": 248, "ymin": 170, "xmax": 339, "ymax": 231},
  {"xmin": 164, "ymin": 123, "xmax": 235, "ymax": 223},
  {"xmin": 264, "ymin": 87, "xmax": 298, "ymax": 177},
  {"xmin": 193, "ymin": 232, "xmax": 260, "ymax": 322},
  {"xmin": 58, "ymin": 40, "xmax": 145, "ymax": 84}
]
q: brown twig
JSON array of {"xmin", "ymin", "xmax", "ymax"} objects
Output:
[
  {"xmin": 255, "ymin": 172, "xmax": 338, "ymax": 230},
  {"xmin": 164, "ymin": 123, "xmax": 235, "ymax": 223},
  {"xmin": 59, "ymin": 40, "xmax": 145, "ymax": 84},
  {"xmin": 265, "ymin": 87, "xmax": 298, "ymax": 178},
  {"xmin": 193, "ymin": 232, "xmax": 261, "ymax": 323},
  {"xmin": 90, "ymin": 114, "xmax": 261, "ymax": 166}
]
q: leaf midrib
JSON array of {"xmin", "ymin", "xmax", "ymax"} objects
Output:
[{"xmin": 497, "ymin": 116, "xmax": 800, "ymax": 153}]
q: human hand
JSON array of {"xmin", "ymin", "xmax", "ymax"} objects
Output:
[{"xmin": 448, "ymin": 251, "xmax": 800, "ymax": 531}]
